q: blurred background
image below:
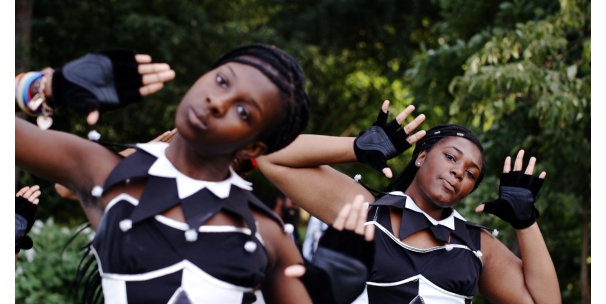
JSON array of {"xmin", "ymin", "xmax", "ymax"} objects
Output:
[{"xmin": 15, "ymin": 0, "xmax": 590, "ymax": 303}]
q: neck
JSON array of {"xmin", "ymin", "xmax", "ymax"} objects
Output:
[
  {"xmin": 404, "ymin": 183, "xmax": 449, "ymax": 221},
  {"xmin": 164, "ymin": 134, "xmax": 235, "ymax": 181}
]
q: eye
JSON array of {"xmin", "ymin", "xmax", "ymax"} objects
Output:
[
  {"xmin": 216, "ymin": 75, "xmax": 228, "ymax": 88},
  {"xmin": 237, "ymin": 105, "xmax": 249, "ymax": 121},
  {"xmin": 466, "ymin": 171, "xmax": 476, "ymax": 180},
  {"xmin": 445, "ymin": 153, "xmax": 455, "ymax": 161}
]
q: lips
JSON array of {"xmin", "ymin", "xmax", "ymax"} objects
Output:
[
  {"xmin": 188, "ymin": 106, "xmax": 209, "ymax": 130},
  {"xmin": 440, "ymin": 178, "xmax": 456, "ymax": 193}
]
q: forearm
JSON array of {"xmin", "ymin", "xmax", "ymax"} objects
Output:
[
  {"xmin": 259, "ymin": 134, "xmax": 356, "ymax": 168},
  {"xmin": 257, "ymin": 135, "xmax": 372, "ymax": 224},
  {"xmin": 516, "ymin": 223, "xmax": 561, "ymax": 303}
]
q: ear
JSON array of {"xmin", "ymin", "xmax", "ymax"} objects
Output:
[
  {"xmin": 235, "ymin": 141, "xmax": 268, "ymax": 159},
  {"xmin": 415, "ymin": 151, "xmax": 428, "ymax": 168}
]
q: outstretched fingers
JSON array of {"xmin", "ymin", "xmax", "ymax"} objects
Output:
[
  {"xmin": 332, "ymin": 194, "xmax": 374, "ymax": 241},
  {"xmin": 18, "ymin": 185, "xmax": 41, "ymax": 205},
  {"xmin": 513, "ymin": 150, "xmax": 525, "ymax": 171},
  {"xmin": 502, "ymin": 156, "xmax": 512, "ymax": 173},
  {"xmin": 525, "ymin": 157, "xmax": 537, "ymax": 175},
  {"xmin": 395, "ymin": 105, "xmax": 416, "ymax": 125},
  {"xmin": 406, "ymin": 130, "xmax": 426, "ymax": 145},
  {"xmin": 135, "ymin": 54, "xmax": 176, "ymax": 97},
  {"xmin": 503, "ymin": 150, "xmax": 547, "ymax": 179},
  {"xmin": 142, "ymin": 70, "xmax": 176, "ymax": 86},
  {"xmin": 139, "ymin": 83, "xmax": 165, "ymax": 96},
  {"xmin": 381, "ymin": 100, "xmax": 389, "ymax": 113},
  {"xmin": 16, "ymin": 186, "xmax": 31, "ymax": 197},
  {"xmin": 135, "ymin": 54, "xmax": 152, "ymax": 64}
]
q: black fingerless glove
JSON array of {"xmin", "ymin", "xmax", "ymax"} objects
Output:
[
  {"xmin": 15, "ymin": 196, "xmax": 38, "ymax": 253},
  {"xmin": 51, "ymin": 49, "xmax": 143, "ymax": 114},
  {"xmin": 354, "ymin": 108, "xmax": 411, "ymax": 173},
  {"xmin": 481, "ymin": 171, "xmax": 544, "ymax": 229},
  {"xmin": 299, "ymin": 227, "xmax": 374, "ymax": 304}
]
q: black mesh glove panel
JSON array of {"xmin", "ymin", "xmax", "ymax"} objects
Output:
[
  {"xmin": 481, "ymin": 171, "xmax": 544, "ymax": 229},
  {"xmin": 299, "ymin": 227, "xmax": 375, "ymax": 304},
  {"xmin": 51, "ymin": 49, "xmax": 143, "ymax": 114},
  {"xmin": 16, "ymin": 196, "xmax": 38, "ymax": 253},
  {"xmin": 354, "ymin": 108, "xmax": 411, "ymax": 173}
]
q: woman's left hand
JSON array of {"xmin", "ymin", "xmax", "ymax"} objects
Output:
[
  {"xmin": 284, "ymin": 194, "xmax": 375, "ymax": 304},
  {"xmin": 476, "ymin": 150, "xmax": 546, "ymax": 229},
  {"xmin": 354, "ymin": 100, "xmax": 426, "ymax": 178}
]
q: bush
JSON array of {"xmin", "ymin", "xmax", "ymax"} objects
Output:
[{"xmin": 15, "ymin": 218, "xmax": 95, "ymax": 304}]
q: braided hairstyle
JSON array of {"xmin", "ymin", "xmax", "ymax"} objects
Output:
[
  {"xmin": 211, "ymin": 44, "xmax": 310, "ymax": 154},
  {"xmin": 383, "ymin": 124, "xmax": 485, "ymax": 195}
]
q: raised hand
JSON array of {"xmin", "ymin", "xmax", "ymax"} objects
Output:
[
  {"xmin": 476, "ymin": 150, "xmax": 546, "ymax": 229},
  {"xmin": 354, "ymin": 100, "xmax": 426, "ymax": 178},
  {"xmin": 285, "ymin": 194, "xmax": 375, "ymax": 304},
  {"xmin": 49, "ymin": 50, "xmax": 176, "ymax": 125},
  {"xmin": 16, "ymin": 185, "xmax": 41, "ymax": 253}
]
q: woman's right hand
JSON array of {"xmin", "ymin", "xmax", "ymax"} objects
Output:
[
  {"xmin": 48, "ymin": 50, "xmax": 176, "ymax": 125},
  {"xmin": 353, "ymin": 100, "xmax": 426, "ymax": 178}
]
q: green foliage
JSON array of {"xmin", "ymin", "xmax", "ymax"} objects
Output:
[
  {"xmin": 18, "ymin": 0, "xmax": 589, "ymax": 302},
  {"xmin": 15, "ymin": 218, "xmax": 94, "ymax": 304}
]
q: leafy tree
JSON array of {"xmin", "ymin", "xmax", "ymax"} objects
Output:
[
  {"xmin": 406, "ymin": 0, "xmax": 590, "ymax": 302},
  {"xmin": 17, "ymin": 0, "xmax": 588, "ymax": 302}
]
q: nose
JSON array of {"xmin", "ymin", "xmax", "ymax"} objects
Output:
[
  {"xmin": 207, "ymin": 93, "xmax": 231, "ymax": 117},
  {"xmin": 450, "ymin": 166, "xmax": 463, "ymax": 182}
]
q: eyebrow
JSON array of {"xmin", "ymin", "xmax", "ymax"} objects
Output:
[
  {"xmin": 227, "ymin": 65, "xmax": 236, "ymax": 78},
  {"xmin": 446, "ymin": 146, "xmax": 481, "ymax": 171}
]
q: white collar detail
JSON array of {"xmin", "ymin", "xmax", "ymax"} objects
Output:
[
  {"xmin": 137, "ymin": 142, "xmax": 253, "ymax": 199},
  {"xmin": 388, "ymin": 191, "xmax": 466, "ymax": 231}
]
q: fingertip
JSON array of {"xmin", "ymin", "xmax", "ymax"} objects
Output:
[
  {"xmin": 364, "ymin": 224, "xmax": 375, "ymax": 241},
  {"xmin": 475, "ymin": 205, "xmax": 484, "ymax": 212},
  {"xmin": 135, "ymin": 54, "xmax": 152, "ymax": 63},
  {"xmin": 381, "ymin": 100, "xmax": 389, "ymax": 112},
  {"xmin": 87, "ymin": 110, "xmax": 100, "ymax": 125},
  {"xmin": 284, "ymin": 265, "xmax": 306, "ymax": 278},
  {"xmin": 382, "ymin": 168, "xmax": 393, "ymax": 178},
  {"xmin": 539, "ymin": 171, "xmax": 547, "ymax": 179}
]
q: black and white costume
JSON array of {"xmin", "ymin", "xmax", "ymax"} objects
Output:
[
  {"xmin": 92, "ymin": 142, "xmax": 284, "ymax": 304},
  {"xmin": 352, "ymin": 192, "xmax": 485, "ymax": 304}
]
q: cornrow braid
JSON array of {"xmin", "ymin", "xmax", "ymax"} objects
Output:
[
  {"xmin": 211, "ymin": 44, "xmax": 310, "ymax": 154},
  {"xmin": 383, "ymin": 124, "xmax": 485, "ymax": 194}
]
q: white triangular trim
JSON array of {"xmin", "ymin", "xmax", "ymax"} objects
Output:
[
  {"xmin": 388, "ymin": 192, "xmax": 466, "ymax": 230},
  {"xmin": 137, "ymin": 142, "xmax": 252, "ymax": 199},
  {"xmin": 367, "ymin": 274, "xmax": 474, "ymax": 300},
  {"xmin": 105, "ymin": 193, "xmax": 139, "ymax": 213}
]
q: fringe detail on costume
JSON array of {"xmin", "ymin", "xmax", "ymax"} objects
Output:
[{"xmin": 65, "ymin": 223, "xmax": 103, "ymax": 304}]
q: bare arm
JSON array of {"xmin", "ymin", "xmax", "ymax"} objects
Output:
[
  {"xmin": 478, "ymin": 151, "xmax": 560, "ymax": 303},
  {"xmin": 16, "ymin": 117, "xmax": 122, "ymax": 195},
  {"xmin": 257, "ymin": 100, "xmax": 426, "ymax": 224},
  {"xmin": 257, "ymin": 135, "xmax": 372, "ymax": 224},
  {"xmin": 479, "ymin": 225, "xmax": 560, "ymax": 303},
  {"xmin": 256, "ymin": 213, "xmax": 311, "ymax": 303}
]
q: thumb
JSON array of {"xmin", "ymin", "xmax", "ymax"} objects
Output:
[
  {"xmin": 284, "ymin": 264, "xmax": 306, "ymax": 278},
  {"xmin": 475, "ymin": 204, "xmax": 485, "ymax": 213},
  {"xmin": 87, "ymin": 110, "xmax": 100, "ymax": 125},
  {"xmin": 382, "ymin": 167, "xmax": 393, "ymax": 178}
]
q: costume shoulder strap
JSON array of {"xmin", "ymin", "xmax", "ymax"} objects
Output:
[
  {"xmin": 243, "ymin": 189, "xmax": 284, "ymax": 228},
  {"xmin": 103, "ymin": 147, "xmax": 156, "ymax": 191}
]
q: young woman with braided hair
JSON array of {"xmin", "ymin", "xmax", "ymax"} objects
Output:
[
  {"xmin": 257, "ymin": 100, "xmax": 560, "ymax": 303},
  {"xmin": 15, "ymin": 44, "xmax": 375, "ymax": 304}
]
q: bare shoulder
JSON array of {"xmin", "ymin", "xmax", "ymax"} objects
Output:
[{"xmin": 251, "ymin": 209, "xmax": 297, "ymax": 262}]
